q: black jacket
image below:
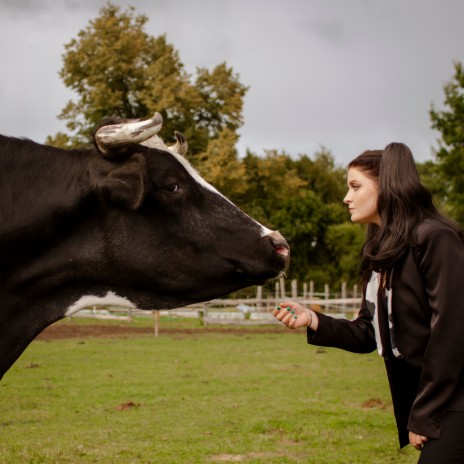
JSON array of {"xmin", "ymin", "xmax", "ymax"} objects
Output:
[{"xmin": 307, "ymin": 218, "xmax": 464, "ymax": 447}]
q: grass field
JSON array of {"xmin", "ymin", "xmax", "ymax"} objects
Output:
[{"xmin": 0, "ymin": 318, "xmax": 419, "ymax": 463}]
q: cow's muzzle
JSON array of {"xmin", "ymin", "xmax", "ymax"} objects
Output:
[{"xmin": 268, "ymin": 231, "xmax": 290, "ymax": 257}]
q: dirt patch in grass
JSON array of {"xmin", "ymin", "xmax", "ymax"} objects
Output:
[
  {"xmin": 361, "ymin": 397, "xmax": 388, "ymax": 409},
  {"xmin": 209, "ymin": 452, "xmax": 284, "ymax": 462},
  {"xmin": 36, "ymin": 323, "xmax": 297, "ymax": 340},
  {"xmin": 115, "ymin": 401, "xmax": 141, "ymax": 411},
  {"xmin": 37, "ymin": 323, "xmax": 154, "ymax": 340}
]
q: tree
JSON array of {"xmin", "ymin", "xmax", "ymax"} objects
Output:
[
  {"xmin": 238, "ymin": 148, "xmax": 352, "ymax": 289},
  {"xmin": 46, "ymin": 2, "xmax": 247, "ymax": 158},
  {"xmin": 271, "ymin": 191, "xmax": 351, "ymax": 289},
  {"xmin": 197, "ymin": 128, "xmax": 247, "ymax": 201},
  {"xmin": 325, "ymin": 222, "xmax": 365, "ymax": 286},
  {"xmin": 430, "ymin": 61, "xmax": 464, "ymax": 224},
  {"xmin": 239, "ymin": 149, "xmax": 307, "ymax": 226},
  {"xmin": 188, "ymin": 63, "xmax": 248, "ymax": 168},
  {"xmin": 195, "ymin": 63, "xmax": 248, "ymax": 138},
  {"xmin": 294, "ymin": 146, "xmax": 346, "ymax": 204},
  {"xmin": 416, "ymin": 160, "xmax": 449, "ymax": 213}
]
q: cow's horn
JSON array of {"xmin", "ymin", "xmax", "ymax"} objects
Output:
[
  {"xmin": 95, "ymin": 112, "xmax": 163, "ymax": 155},
  {"xmin": 168, "ymin": 131, "xmax": 188, "ymax": 156}
]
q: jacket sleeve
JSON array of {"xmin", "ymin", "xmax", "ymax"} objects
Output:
[
  {"xmin": 307, "ymin": 292, "xmax": 377, "ymax": 354},
  {"xmin": 407, "ymin": 227, "xmax": 464, "ymax": 438}
]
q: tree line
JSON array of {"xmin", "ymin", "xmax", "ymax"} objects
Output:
[{"xmin": 46, "ymin": 3, "xmax": 464, "ymax": 291}]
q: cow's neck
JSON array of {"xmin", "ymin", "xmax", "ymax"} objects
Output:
[
  {"xmin": 0, "ymin": 139, "xmax": 101, "ymax": 379},
  {"xmin": 0, "ymin": 139, "xmax": 104, "ymax": 311},
  {"xmin": 0, "ymin": 138, "xmax": 94, "ymax": 250}
]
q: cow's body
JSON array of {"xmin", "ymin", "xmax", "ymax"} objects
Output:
[{"xmin": 0, "ymin": 115, "xmax": 289, "ymax": 380}]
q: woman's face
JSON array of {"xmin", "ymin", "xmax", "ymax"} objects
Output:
[{"xmin": 343, "ymin": 167, "xmax": 381, "ymax": 225}]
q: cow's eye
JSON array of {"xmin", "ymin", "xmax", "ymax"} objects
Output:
[{"xmin": 162, "ymin": 183, "xmax": 180, "ymax": 193}]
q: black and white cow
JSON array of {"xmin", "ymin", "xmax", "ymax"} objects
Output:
[{"xmin": 0, "ymin": 113, "xmax": 290, "ymax": 380}]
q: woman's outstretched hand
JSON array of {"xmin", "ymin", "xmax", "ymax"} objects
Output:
[{"xmin": 272, "ymin": 301, "xmax": 318, "ymax": 330}]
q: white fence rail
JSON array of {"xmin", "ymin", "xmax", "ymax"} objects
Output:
[
  {"xmin": 70, "ymin": 278, "xmax": 363, "ymax": 325},
  {"xmin": 73, "ymin": 287, "xmax": 361, "ymax": 324}
]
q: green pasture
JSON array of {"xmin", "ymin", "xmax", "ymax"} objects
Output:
[{"xmin": 0, "ymin": 318, "xmax": 418, "ymax": 463}]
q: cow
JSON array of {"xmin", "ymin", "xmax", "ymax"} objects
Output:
[{"xmin": 0, "ymin": 112, "xmax": 290, "ymax": 380}]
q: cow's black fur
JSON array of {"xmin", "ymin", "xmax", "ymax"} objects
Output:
[{"xmin": 0, "ymin": 134, "xmax": 289, "ymax": 379}]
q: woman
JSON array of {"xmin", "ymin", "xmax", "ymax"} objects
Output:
[{"xmin": 273, "ymin": 143, "xmax": 464, "ymax": 462}]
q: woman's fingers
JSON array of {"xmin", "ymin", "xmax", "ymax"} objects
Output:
[
  {"xmin": 409, "ymin": 431, "xmax": 429, "ymax": 451},
  {"xmin": 287, "ymin": 312, "xmax": 298, "ymax": 328},
  {"xmin": 273, "ymin": 304, "xmax": 301, "ymax": 329}
]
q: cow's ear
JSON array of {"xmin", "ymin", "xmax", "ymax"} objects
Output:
[{"xmin": 95, "ymin": 153, "xmax": 147, "ymax": 210}]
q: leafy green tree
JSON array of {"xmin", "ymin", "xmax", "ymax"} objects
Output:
[
  {"xmin": 416, "ymin": 160, "xmax": 449, "ymax": 214},
  {"xmin": 430, "ymin": 61, "xmax": 464, "ymax": 224},
  {"xmin": 239, "ymin": 148, "xmax": 352, "ymax": 289},
  {"xmin": 325, "ymin": 222, "xmax": 365, "ymax": 286},
  {"xmin": 272, "ymin": 192, "xmax": 350, "ymax": 289},
  {"xmin": 239, "ymin": 149, "xmax": 307, "ymax": 226},
  {"xmin": 189, "ymin": 63, "xmax": 248, "ymax": 170},
  {"xmin": 195, "ymin": 63, "xmax": 248, "ymax": 138},
  {"xmin": 46, "ymin": 2, "xmax": 247, "ymax": 159},
  {"xmin": 294, "ymin": 146, "xmax": 347, "ymax": 204},
  {"xmin": 272, "ymin": 191, "xmax": 330, "ymax": 283},
  {"xmin": 197, "ymin": 128, "xmax": 247, "ymax": 201}
]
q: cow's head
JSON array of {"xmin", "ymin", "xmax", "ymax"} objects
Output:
[
  {"xmin": 0, "ymin": 113, "xmax": 291, "ymax": 380},
  {"xmin": 84, "ymin": 113, "xmax": 290, "ymax": 309}
]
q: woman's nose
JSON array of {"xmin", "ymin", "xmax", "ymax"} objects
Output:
[{"xmin": 343, "ymin": 192, "xmax": 351, "ymax": 204}]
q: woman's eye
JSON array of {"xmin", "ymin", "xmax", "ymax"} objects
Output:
[{"xmin": 162, "ymin": 183, "xmax": 179, "ymax": 192}]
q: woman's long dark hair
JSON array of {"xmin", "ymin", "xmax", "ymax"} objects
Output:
[{"xmin": 349, "ymin": 142, "xmax": 463, "ymax": 282}]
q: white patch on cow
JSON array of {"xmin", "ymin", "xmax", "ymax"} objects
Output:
[
  {"xmin": 65, "ymin": 291, "xmax": 135, "ymax": 317},
  {"xmin": 166, "ymin": 151, "xmax": 275, "ymax": 237},
  {"xmin": 170, "ymin": 150, "xmax": 222, "ymax": 194},
  {"xmin": 142, "ymin": 136, "xmax": 222, "ymax": 195},
  {"xmin": 142, "ymin": 139, "xmax": 277, "ymax": 239},
  {"xmin": 260, "ymin": 225, "xmax": 274, "ymax": 237}
]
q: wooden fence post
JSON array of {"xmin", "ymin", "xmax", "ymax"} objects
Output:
[
  {"xmin": 310, "ymin": 281, "xmax": 314, "ymax": 299},
  {"xmin": 256, "ymin": 286, "xmax": 263, "ymax": 311},
  {"xmin": 199, "ymin": 303, "xmax": 207, "ymax": 326},
  {"xmin": 324, "ymin": 284, "xmax": 329, "ymax": 301},
  {"xmin": 291, "ymin": 279, "xmax": 298, "ymax": 298},
  {"xmin": 154, "ymin": 310, "xmax": 160, "ymax": 337},
  {"xmin": 279, "ymin": 277, "xmax": 286, "ymax": 298},
  {"xmin": 341, "ymin": 282, "xmax": 347, "ymax": 312}
]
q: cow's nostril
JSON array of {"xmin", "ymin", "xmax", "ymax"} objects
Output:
[
  {"xmin": 267, "ymin": 231, "xmax": 290, "ymax": 258},
  {"xmin": 274, "ymin": 244, "xmax": 290, "ymax": 257}
]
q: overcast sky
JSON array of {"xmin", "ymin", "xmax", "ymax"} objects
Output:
[{"xmin": 1, "ymin": 0, "xmax": 463, "ymax": 166}]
